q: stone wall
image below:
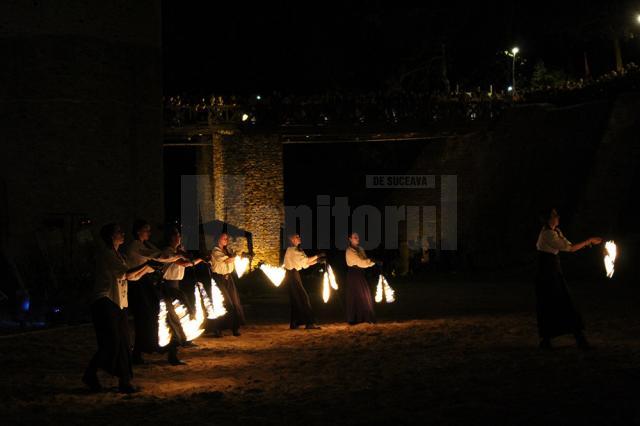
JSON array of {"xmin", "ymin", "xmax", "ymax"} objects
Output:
[{"xmin": 212, "ymin": 129, "xmax": 284, "ymax": 266}]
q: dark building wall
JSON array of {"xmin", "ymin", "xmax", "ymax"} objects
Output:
[
  {"xmin": 389, "ymin": 98, "xmax": 631, "ymax": 270},
  {"xmin": 0, "ymin": 1, "xmax": 162, "ymax": 295}
]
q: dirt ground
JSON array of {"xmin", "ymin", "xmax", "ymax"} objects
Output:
[{"xmin": 1, "ymin": 275, "xmax": 640, "ymax": 425}]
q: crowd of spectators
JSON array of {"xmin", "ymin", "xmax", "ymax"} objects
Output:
[
  {"xmin": 519, "ymin": 63, "xmax": 640, "ymax": 105},
  {"xmin": 164, "ymin": 90, "xmax": 510, "ymax": 128},
  {"xmin": 164, "ymin": 65, "xmax": 640, "ymax": 128}
]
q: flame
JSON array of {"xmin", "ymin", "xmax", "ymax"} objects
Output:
[
  {"xmin": 173, "ymin": 286, "xmax": 205, "ymax": 341},
  {"xmin": 322, "ymin": 271, "xmax": 331, "ymax": 303},
  {"xmin": 604, "ymin": 240, "xmax": 617, "ymax": 278},
  {"xmin": 260, "ymin": 264, "xmax": 286, "ymax": 287},
  {"xmin": 197, "ymin": 281, "xmax": 226, "ymax": 319},
  {"xmin": 158, "ymin": 300, "xmax": 172, "ymax": 348},
  {"xmin": 210, "ymin": 279, "xmax": 228, "ymax": 318},
  {"xmin": 375, "ymin": 276, "xmax": 383, "ymax": 303},
  {"xmin": 234, "ymin": 256, "xmax": 250, "ymax": 278},
  {"xmin": 321, "ymin": 265, "xmax": 339, "ymax": 303},
  {"xmin": 197, "ymin": 281, "xmax": 215, "ymax": 319},
  {"xmin": 375, "ymin": 274, "xmax": 396, "ymax": 303},
  {"xmin": 158, "ymin": 285, "xmax": 212, "ymax": 347},
  {"xmin": 327, "ymin": 265, "xmax": 339, "ymax": 290},
  {"xmin": 382, "ymin": 275, "xmax": 395, "ymax": 303}
]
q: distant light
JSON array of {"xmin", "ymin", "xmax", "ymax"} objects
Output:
[
  {"xmin": 637, "ymin": 14, "xmax": 640, "ymax": 24},
  {"xmin": 507, "ymin": 86, "xmax": 513, "ymax": 92},
  {"xmin": 511, "ymin": 47, "xmax": 519, "ymax": 55},
  {"xmin": 242, "ymin": 113, "xmax": 249, "ymax": 122},
  {"xmin": 256, "ymin": 95, "xmax": 261, "ymax": 100}
]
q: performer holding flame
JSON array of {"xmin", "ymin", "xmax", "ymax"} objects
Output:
[
  {"xmin": 209, "ymin": 232, "xmax": 246, "ymax": 337},
  {"xmin": 83, "ymin": 223, "xmax": 155, "ymax": 394},
  {"xmin": 345, "ymin": 232, "xmax": 377, "ymax": 325},
  {"xmin": 162, "ymin": 227, "xmax": 206, "ymax": 313},
  {"xmin": 158, "ymin": 227, "xmax": 206, "ymax": 365},
  {"xmin": 535, "ymin": 208, "xmax": 602, "ymax": 350},
  {"xmin": 124, "ymin": 219, "xmax": 185, "ymax": 366},
  {"xmin": 283, "ymin": 234, "xmax": 322, "ymax": 330}
]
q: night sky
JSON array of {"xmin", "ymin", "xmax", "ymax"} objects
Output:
[{"xmin": 163, "ymin": 1, "xmax": 640, "ymax": 95}]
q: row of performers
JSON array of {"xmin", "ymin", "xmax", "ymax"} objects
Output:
[{"xmin": 82, "ymin": 220, "xmax": 381, "ymax": 394}]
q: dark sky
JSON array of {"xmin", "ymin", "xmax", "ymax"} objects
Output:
[{"xmin": 162, "ymin": 1, "xmax": 640, "ymax": 95}]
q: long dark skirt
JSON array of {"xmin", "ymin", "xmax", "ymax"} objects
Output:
[
  {"xmin": 128, "ymin": 275, "xmax": 160, "ymax": 354},
  {"xmin": 211, "ymin": 273, "xmax": 246, "ymax": 332},
  {"xmin": 283, "ymin": 269, "xmax": 315, "ymax": 328},
  {"xmin": 88, "ymin": 297, "xmax": 132, "ymax": 380},
  {"xmin": 346, "ymin": 266, "xmax": 375, "ymax": 325},
  {"xmin": 535, "ymin": 252, "xmax": 584, "ymax": 339}
]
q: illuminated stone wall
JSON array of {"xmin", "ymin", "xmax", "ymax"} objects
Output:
[{"xmin": 212, "ymin": 129, "xmax": 284, "ymax": 266}]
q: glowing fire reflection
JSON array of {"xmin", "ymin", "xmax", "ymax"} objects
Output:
[
  {"xmin": 375, "ymin": 274, "xmax": 395, "ymax": 303},
  {"xmin": 260, "ymin": 264, "xmax": 286, "ymax": 287},
  {"xmin": 234, "ymin": 256, "xmax": 250, "ymax": 278},
  {"xmin": 604, "ymin": 240, "xmax": 617, "ymax": 278}
]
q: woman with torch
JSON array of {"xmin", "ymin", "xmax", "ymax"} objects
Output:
[
  {"xmin": 162, "ymin": 227, "xmax": 205, "ymax": 317},
  {"xmin": 209, "ymin": 232, "xmax": 246, "ymax": 337},
  {"xmin": 345, "ymin": 232, "xmax": 377, "ymax": 325},
  {"xmin": 283, "ymin": 234, "xmax": 322, "ymax": 330},
  {"xmin": 82, "ymin": 223, "xmax": 155, "ymax": 394},
  {"xmin": 124, "ymin": 219, "xmax": 184, "ymax": 365},
  {"xmin": 535, "ymin": 208, "xmax": 602, "ymax": 350},
  {"xmin": 159, "ymin": 227, "xmax": 206, "ymax": 365}
]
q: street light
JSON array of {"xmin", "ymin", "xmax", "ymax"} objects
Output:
[
  {"xmin": 636, "ymin": 14, "xmax": 640, "ymax": 24},
  {"xmin": 504, "ymin": 46, "xmax": 520, "ymax": 95}
]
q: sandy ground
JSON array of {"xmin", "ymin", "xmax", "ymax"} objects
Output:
[{"xmin": 1, "ymin": 276, "xmax": 640, "ymax": 425}]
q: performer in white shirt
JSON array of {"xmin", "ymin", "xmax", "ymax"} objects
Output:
[
  {"xmin": 158, "ymin": 227, "xmax": 206, "ymax": 365},
  {"xmin": 124, "ymin": 219, "xmax": 183, "ymax": 365},
  {"xmin": 83, "ymin": 223, "xmax": 154, "ymax": 394},
  {"xmin": 345, "ymin": 232, "xmax": 376, "ymax": 325},
  {"xmin": 209, "ymin": 232, "xmax": 246, "ymax": 337},
  {"xmin": 283, "ymin": 234, "xmax": 321, "ymax": 329},
  {"xmin": 535, "ymin": 208, "xmax": 601, "ymax": 350},
  {"xmin": 162, "ymin": 227, "xmax": 204, "ymax": 291}
]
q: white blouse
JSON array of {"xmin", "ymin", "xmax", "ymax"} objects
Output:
[
  {"xmin": 536, "ymin": 228, "xmax": 573, "ymax": 255},
  {"xmin": 211, "ymin": 246, "xmax": 235, "ymax": 275},
  {"xmin": 124, "ymin": 239, "xmax": 162, "ymax": 269},
  {"xmin": 162, "ymin": 246, "xmax": 185, "ymax": 281},
  {"xmin": 93, "ymin": 248, "xmax": 129, "ymax": 309},
  {"xmin": 284, "ymin": 246, "xmax": 311, "ymax": 271},
  {"xmin": 345, "ymin": 246, "xmax": 375, "ymax": 268}
]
